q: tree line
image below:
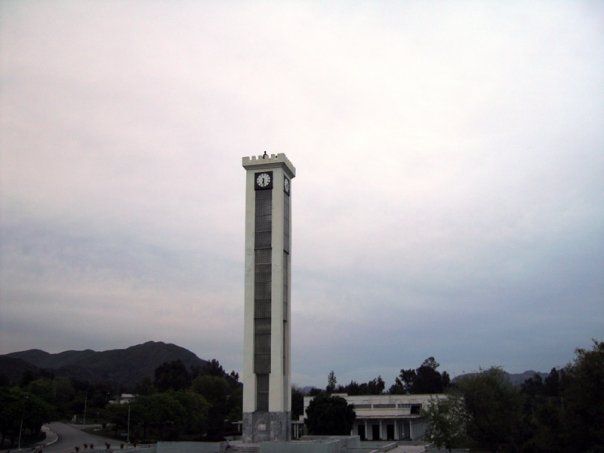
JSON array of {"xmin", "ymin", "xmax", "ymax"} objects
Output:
[
  {"xmin": 3, "ymin": 340, "xmax": 602, "ymax": 450},
  {"xmin": 303, "ymin": 340, "xmax": 603, "ymax": 452},
  {"xmin": 0, "ymin": 358, "xmax": 243, "ymax": 448},
  {"xmin": 424, "ymin": 340, "xmax": 604, "ymax": 452},
  {"xmin": 306, "ymin": 355, "xmax": 451, "ymax": 397}
]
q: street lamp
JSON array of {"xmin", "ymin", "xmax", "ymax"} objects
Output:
[
  {"xmin": 17, "ymin": 394, "xmax": 29, "ymax": 451},
  {"xmin": 126, "ymin": 401, "xmax": 131, "ymax": 445},
  {"xmin": 83, "ymin": 390, "xmax": 88, "ymax": 425}
]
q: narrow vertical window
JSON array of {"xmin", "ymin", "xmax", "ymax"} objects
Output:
[
  {"xmin": 256, "ymin": 374, "xmax": 269, "ymax": 412},
  {"xmin": 254, "ymin": 189, "xmax": 272, "ymax": 407}
]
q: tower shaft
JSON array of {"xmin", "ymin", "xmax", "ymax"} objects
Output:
[{"xmin": 242, "ymin": 153, "xmax": 295, "ymax": 442}]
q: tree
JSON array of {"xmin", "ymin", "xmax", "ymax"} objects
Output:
[
  {"xmin": 390, "ymin": 357, "xmax": 450, "ymax": 394},
  {"xmin": 154, "ymin": 360, "xmax": 190, "ymax": 392},
  {"xmin": 365, "ymin": 376, "xmax": 385, "ymax": 395},
  {"xmin": 191, "ymin": 375, "xmax": 229, "ymax": 440},
  {"xmin": 326, "ymin": 371, "xmax": 337, "ymax": 393},
  {"xmin": 337, "ymin": 377, "xmax": 385, "ymax": 395},
  {"xmin": 226, "ymin": 385, "xmax": 242, "ymax": 423},
  {"xmin": 134, "ymin": 377, "xmax": 155, "ymax": 396},
  {"xmin": 203, "ymin": 359, "xmax": 226, "ymax": 378},
  {"xmin": 559, "ymin": 340, "xmax": 604, "ymax": 450},
  {"xmin": 456, "ymin": 367, "xmax": 523, "ymax": 451},
  {"xmin": 543, "ymin": 368, "xmax": 560, "ymax": 398},
  {"xmin": 53, "ymin": 377, "xmax": 76, "ymax": 417},
  {"xmin": 103, "ymin": 403, "xmax": 129, "ymax": 437},
  {"xmin": 389, "ymin": 369, "xmax": 416, "ymax": 394},
  {"xmin": 0, "ymin": 387, "xmax": 52, "ymax": 448},
  {"xmin": 423, "ymin": 393, "xmax": 468, "ymax": 452},
  {"xmin": 131, "ymin": 393, "xmax": 186, "ymax": 441},
  {"xmin": 27, "ymin": 379, "xmax": 55, "ymax": 405},
  {"xmin": 170, "ymin": 391, "xmax": 209, "ymax": 436},
  {"xmin": 305, "ymin": 393, "xmax": 356, "ymax": 435},
  {"xmin": 291, "ymin": 386, "xmax": 304, "ymax": 420}
]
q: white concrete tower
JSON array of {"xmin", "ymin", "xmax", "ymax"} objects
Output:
[{"xmin": 242, "ymin": 153, "xmax": 295, "ymax": 442}]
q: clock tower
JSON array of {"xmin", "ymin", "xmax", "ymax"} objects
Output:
[{"xmin": 242, "ymin": 153, "xmax": 295, "ymax": 442}]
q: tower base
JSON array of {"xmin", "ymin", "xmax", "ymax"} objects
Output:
[{"xmin": 242, "ymin": 411, "xmax": 291, "ymax": 443}]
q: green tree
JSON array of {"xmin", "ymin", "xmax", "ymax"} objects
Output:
[
  {"xmin": 226, "ymin": 385, "xmax": 242, "ymax": 423},
  {"xmin": 390, "ymin": 357, "xmax": 450, "ymax": 394},
  {"xmin": 191, "ymin": 375, "xmax": 229, "ymax": 440},
  {"xmin": 456, "ymin": 367, "xmax": 523, "ymax": 451},
  {"xmin": 134, "ymin": 377, "xmax": 155, "ymax": 396},
  {"xmin": 53, "ymin": 377, "xmax": 76, "ymax": 417},
  {"xmin": 326, "ymin": 371, "xmax": 337, "ymax": 393},
  {"xmin": 291, "ymin": 386, "xmax": 305, "ymax": 420},
  {"xmin": 103, "ymin": 403, "xmax": 129, "ymax": 437},
  {"xmin": 154, "ymin": 360, "xmax": 190, "ymax": 392},
  {"xmin": 0, "ymin": 387, "xmax": 52, "ymax": 448},
  {"xmin": 27, "ymin": 379, "xmax": 55, "ymax": 404},
  {"xmin": 526, "ymin": 398, "xmax": 564, "ymax": 452},
  {"xmin": 203, "ymin": 359, "xmax": 226, "ymax": 377},
  {"xmin": 423, "ymin": 393, "xmax": 468, "ymax": 452},
  {"xmin": 560, "ymin": 340, "xmax": 604, "ymax": 451},
  {"xmin": 305, "ymin": 393, "xmax": 356, "ymax": 435},
  {"xmin": 365, "ymin": 376, "xmax": 385, "ymax": 395},
  {"xmin": 131, "ymin": 393, "xmax": 186, "ymax": 440},
  {"xmin": 337, "ymin": 376, "xmax": 385, "ymax": 395},
  {"xmin": 389, "ymin": 369, "xmax": 416, "ymax": 394},
  {"xmin": 170, "ymin": 391, "xmax": 209, "ymax": 436},
  {"xmin": 543, "ymin": 368, "xmax": 561, "ymax": 397}
]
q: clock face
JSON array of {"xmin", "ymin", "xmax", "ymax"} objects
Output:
[
  {"xmin": 284, "ymin": 177, "xmax": 290, "ymax": 194},
  {"xmin": 256, "ymin": 172, "xmax": 272, "ymax": 189}
]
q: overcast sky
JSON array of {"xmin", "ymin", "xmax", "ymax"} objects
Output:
[{"xmin": 1, "ymin": 1, "xmax": 603, "ymax": 387}]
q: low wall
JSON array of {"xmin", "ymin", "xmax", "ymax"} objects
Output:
[
  {"xmin": 156, "ymin": 441, "xmax": 226, "ymax": 453},
  {"xmin": 259, "ymin": 436, "xmax": 360, "ymax": 453}
]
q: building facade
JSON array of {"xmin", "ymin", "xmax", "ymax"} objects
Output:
[
  {"xmin": 303, "ymin": 393, "xmax": 445, "ymax": 441},
  {"xmin": 242, "ymin": 153, "xmax": 296, "ymax": 442}
]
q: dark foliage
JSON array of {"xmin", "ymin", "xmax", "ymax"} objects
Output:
[
  {"xmin": 390, "ymin": 357, "xmax": 450, "ymax": 394},
  {"xmin": 336, "ymin": 376, "xmax": 385, "ymax": 395},
  {"xmin": 154, "ymin": 360, "xmax": 190, "ymax": 392},
  {"xmin": 0, "ymin": 344, "xmax": 244, "ymax": 444},
  {"xmin": 326, "ymin": 371, "xmax": 337, "ymax": 393},
  {"xmin": 0, "ymin": 387, "xmax": 53, "ymax": 448},
  {"xmin": 305, "ymin": 393, "xmax": 356, "ymax": 435},
  {"xmin": 191, "ymin": 375, "xmax": 229, "ymax": 440},
  {"xmin": 456, "ymin": 368, "xmax": 523, "ymax": 451},
  {"xmin": 424, "ymin": 340, "xmax": 604, "ymax": 452},
  {"xmin": 559, "ymin": 340, "xmax": 604, "ymax": 451},
  {"xmin": 291, "ymin": 386, "xmax": 305, "ymax": 420}
]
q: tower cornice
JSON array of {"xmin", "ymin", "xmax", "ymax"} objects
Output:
[{"xmin": 242, "ymin": 153, "xmax": 296, "ymax": 178}]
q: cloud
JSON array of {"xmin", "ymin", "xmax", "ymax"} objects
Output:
[{"xmin": 1, "ymin": 0, "xmax": 603, "ymax": 386}]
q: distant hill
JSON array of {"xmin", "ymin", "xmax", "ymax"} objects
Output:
[
  {"xmin": 3, "ymin": 341, "xmax": 209, "ymax": 387},
  {"xmin": 454, "ymin": 369, "xmax": 549, "ymax": 386},
  {"xmin": 0, "ymin": 356, "xmax": 40, "ymax": 383}
]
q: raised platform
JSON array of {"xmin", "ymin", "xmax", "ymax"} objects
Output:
[{"xmin": 242, "ymin": 411, "xmax": 291, "ymax": 443}]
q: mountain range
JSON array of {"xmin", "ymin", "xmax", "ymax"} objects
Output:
[
  {"xmin": 0, "ymin": 341, "xmax": 209, "ymax": 387},
  {"xmin": 1, "ymin": 341, "xmax": 550, "ymax": 390}
]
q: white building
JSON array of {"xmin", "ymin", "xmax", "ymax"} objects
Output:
[{"xmin": 303, "ymin": 393, "xmax": 445, "ymax": 441}]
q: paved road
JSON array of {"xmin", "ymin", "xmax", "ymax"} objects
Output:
[{"xmin": 43, "ymin": 422, "xmax": 128, "ymax": 452}]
